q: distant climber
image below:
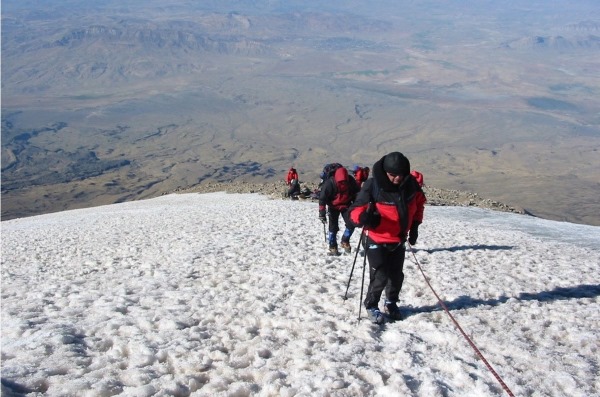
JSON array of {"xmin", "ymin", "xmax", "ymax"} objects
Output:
[
  {"xmin": 286, "ymin": 167, "xmax": 299, "ymax": 186},
  {"xmin": 352, "ymin": 165, "xmax": 370, "ymax": 188}
]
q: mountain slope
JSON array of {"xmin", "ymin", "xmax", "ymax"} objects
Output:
[{"xmin": 1, "ymin": 193, "xmax": 599, "ymax": 395}]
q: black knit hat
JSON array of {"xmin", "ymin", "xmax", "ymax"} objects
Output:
[{"xmin": 383, "ymin": 152, "xmax": 410, "ymax": 176}]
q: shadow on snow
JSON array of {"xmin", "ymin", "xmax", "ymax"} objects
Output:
[
  {"xmin": 419, "ymin": 244, "xmax": 515, "ymax": 253},
  {"xmin": 403, "ymin": 244, "xmax": 598, "ymax": 317},
  {"xmin": 404, "ymin": 284, "xmax": 600, "ymax": 317}
]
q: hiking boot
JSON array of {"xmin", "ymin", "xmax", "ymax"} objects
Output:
[
  {"xmin": 340, "ymin": 241, "xmax": 351, "ymax": 254},
  {"xmin": 367, "ymin": 307, "xmax": 386, "ymax": 324},
  {"xmin": 384, "ymin": 301, "xmax": 403, "ymax": 321},
  {"xmin": 327, "ymin": 247, "xmax": 340, "ymax": 256}
]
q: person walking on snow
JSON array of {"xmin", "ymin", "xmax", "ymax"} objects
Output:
[
  {"xmin": 352, "ymin": 165, "xmax": 370, "ymax": 188},
  {"xmin": 319, "ymin": 167, "xmax": 360, "ymax": 255},
  {"xmin": 349, "ymin": 152, "xmax": 426, "ymax": 323}
]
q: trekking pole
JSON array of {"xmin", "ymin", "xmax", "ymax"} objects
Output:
[
  {"xmin": 323, "ymin": 222, "xmax": 327, "ymax": 242},
  {"xmin": 343, "ymin": 228, "xmax": 366, "ymax": 300},
  {"xmin": 357, "ymin": 238, "xmax": 369, "ymax": 322}
]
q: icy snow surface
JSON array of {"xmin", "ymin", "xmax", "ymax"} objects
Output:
[{"xmin": 2, "ymin": 192, "xmax": 599, "ymax": 396}]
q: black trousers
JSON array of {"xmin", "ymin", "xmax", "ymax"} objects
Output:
[
  {"xmin": 286, "ymin": 181, "xmax": 300, "ymax": 197},
  {"xmin": 363, "ymin": 239, "xmax": 406, "ymax": 309},
  {"xmin": 327, "ymin": 207, "xmax": 355, "ymax": 247},
  {"xmin": 327, "ymin": 207, "xmax": 353, "ymax": 234}
]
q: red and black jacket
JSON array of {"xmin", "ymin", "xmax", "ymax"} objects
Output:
[
  {"xmin": 355, "ymin": 168, "xmax": 368, "ymax": 188},
  {"xmin": 319, "ymin": 167, "xmax": 359, "ymax": 212},
  {"xmin": 286, "ymin": 168, "xmax": 299, "ymax": 185},
  {"xmin": 349, "ymin": 156, "xmax": 426, "ymax": 244}
]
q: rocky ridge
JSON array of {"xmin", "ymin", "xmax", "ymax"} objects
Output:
[{"xmin": 174, "ymin": 181, "xmax": 528, "ymax": 216}]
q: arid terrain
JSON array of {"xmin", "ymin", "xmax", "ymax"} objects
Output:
[{"xmin": 2, "ymin": 1, "xmax": 599, "ymax": 225}]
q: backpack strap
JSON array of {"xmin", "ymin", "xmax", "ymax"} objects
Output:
[{"xmin": 369, "ymin": 176, "xmax": 381, "ymax": 203}]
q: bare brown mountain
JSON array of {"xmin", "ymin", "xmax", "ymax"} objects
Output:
[
  {"xmin": 502, "ymin": 35, "xmax": 600, "ymax": 50},
  {"xmin": 2, "ymin": 1, "xmax": 599, "ymax": 225}
]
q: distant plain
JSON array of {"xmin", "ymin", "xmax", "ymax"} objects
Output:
[{"xmin": 2, "ymin": 0, "xmax": 599, "ymax": 225}]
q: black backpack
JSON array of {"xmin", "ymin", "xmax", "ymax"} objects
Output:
[{"xmin": 319, "ymin": 163, "xmax": 343, "ymax": 182}]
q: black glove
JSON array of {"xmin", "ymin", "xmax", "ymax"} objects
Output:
[
  {"xmin": 408, "ymin": 221, "xmax": 420, "ymax": 245},
  {"xmin": 319, "ymin": 209, "xmax": 327, "ymax": 225},
  {"xmin": 359, "ymin": 210, "xmax": 381, "ymax": 229}
]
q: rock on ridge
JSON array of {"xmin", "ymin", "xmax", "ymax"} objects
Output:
[{"xmin": 172, "ymin": 181, "xmax": 528, "ymax": 216}]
